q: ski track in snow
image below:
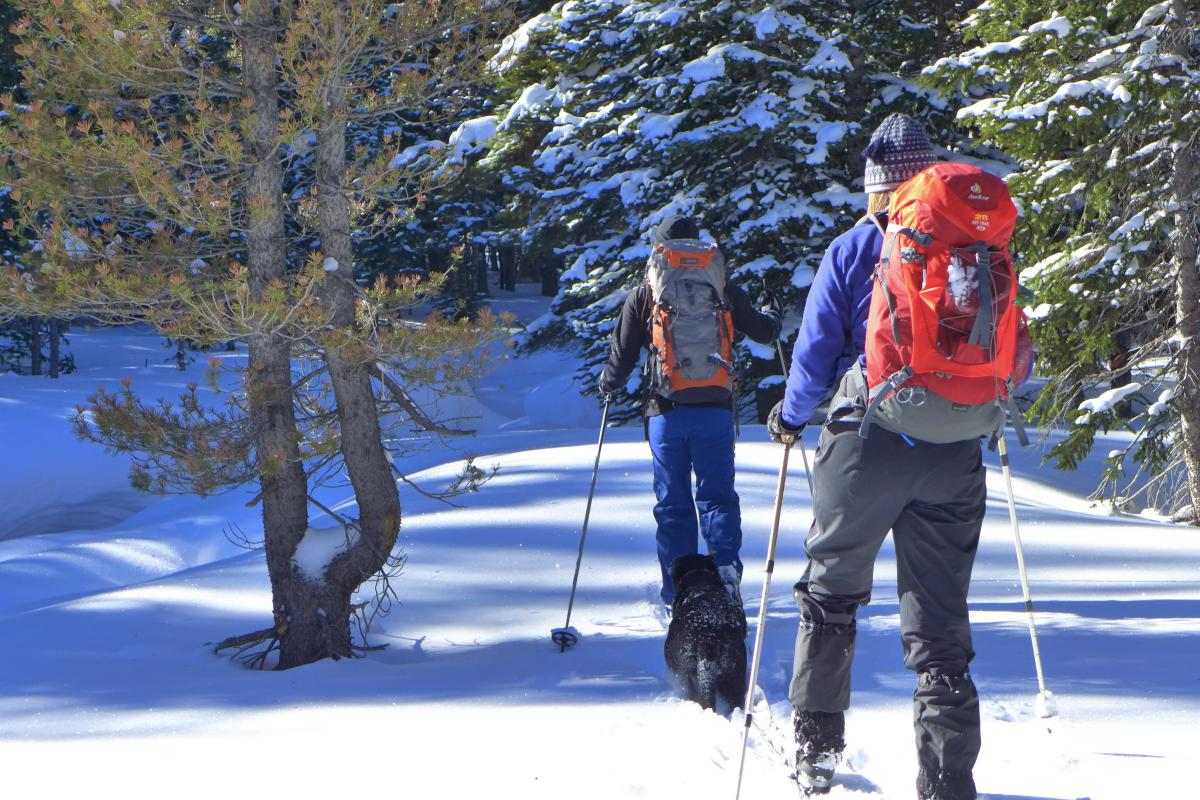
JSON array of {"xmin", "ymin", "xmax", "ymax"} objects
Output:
[{"xmin": 0, "ymin": 284, "xmax": 1196, "ymax": 798}]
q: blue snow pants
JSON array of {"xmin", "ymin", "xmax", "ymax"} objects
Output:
[{"xmin": 647, "ymin": 404, "xmax": 742, "ymax": 605}]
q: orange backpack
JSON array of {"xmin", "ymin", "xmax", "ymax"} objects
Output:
[
  {"xmin": 861, "ymin": 162, "xmax": 1031, "ymax": 443},
  {"xmin": 646, "ymin": 239, "xmax": 735, "ymax": 404}
]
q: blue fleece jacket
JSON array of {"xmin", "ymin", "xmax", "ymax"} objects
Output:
[{"xmin": 781, "ymin": 219, "xmax": 882, "ymax": 428}]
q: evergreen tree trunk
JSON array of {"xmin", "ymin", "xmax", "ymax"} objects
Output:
[
  {"xmin": 1170, "ymin": 0, "xmax": 1200, "ymax": 523},
  {"xmin": 499, "ymin": 243, "xmax": 517, "ymax": 291},
  {"xmin": 475, "ymin": 243, "xmax": 489, "ymax": 294},
  {"xmin": 840, "ymin": 0, "xmax": 871, "ymax": 181},
  {"xmin": 241, "ymin": 0, "xmax": 311, "ymax": 667},
  {"xmin": 291, "ymin": 7, "xmax": 403, "ymax": 667},
  {"xmin": 29, "ymin": 318, "xmax": 41, "ymax": 376},
  {"xmin": 1173, "ymin": 130, "xmax": 1200, "ymax": 522},
  {"xmin": 48, "ymin": 318, "xmax": 60, "ymax": 379}
]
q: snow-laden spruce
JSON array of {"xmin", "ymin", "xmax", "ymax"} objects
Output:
[
  {"xmin": 481, "ymin": 0, "xmax": 991, "ymax": 408},
  {"xmin": 925, "ymin": 0, "xmax": 1200, "ymax": 517}
]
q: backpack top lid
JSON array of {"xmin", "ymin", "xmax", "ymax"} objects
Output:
[
  {"xmin": 891, "ymin": 161, "xmax": 1017, "ymax": 248},
  {"xmin": 646, "ymin": 237, "xmax": 726, "ymax": 303},
  {"xmin": 655, "ymin": 238, "xmax": 720, "ymax": 269}
]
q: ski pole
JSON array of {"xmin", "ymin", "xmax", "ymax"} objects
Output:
[
  {"xmin": 773, "ymin": 339, "xmax": 814, "ymax": 498},
  {"xmin": 551, "ymin": 398, "xmax": 611, "ymax": 652},
  {"xmin": 773, "ymin": 339, "xmax": 789, "ymax": 379},
  {"xmin": 996, "ymin": 433, "xmax": 1056, "ymax": 717},
  {"xmin": 734, "ymin": 433, "xmax": 794, "ymax": 798},
  {"xmin": 797, "ymin": 434, "xmax": 814, "ymax": 499}
]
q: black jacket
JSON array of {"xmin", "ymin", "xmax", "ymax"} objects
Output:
[{"xmin": 599, "ymin": 282, "xmax": 781, "ymax": 416}]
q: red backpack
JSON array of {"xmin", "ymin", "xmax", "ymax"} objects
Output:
[{"xmin": 861, "ymin": 162, "xmax": 1031, "ymax": 443}]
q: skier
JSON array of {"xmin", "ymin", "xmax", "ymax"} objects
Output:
[
  {"xmin": 768, "ymin": 113, "xmax": 1027, "ymax": 800},
  {"xmin": 600, "ymin": 215, "xmax": 781, "ymax": 609}
]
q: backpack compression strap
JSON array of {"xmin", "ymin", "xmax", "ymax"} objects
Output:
[
  {"xmin": 965, "ymin": 242, "xmax": 995, "ymax": 349},
  {"xmin": 858, "ymin": 364, "xmax": 914, "ymax": 439}
]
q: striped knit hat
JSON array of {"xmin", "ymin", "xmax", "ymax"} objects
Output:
[{"xmin": 862, "ymin": 113, "xmax": 937, "ymax": 194}]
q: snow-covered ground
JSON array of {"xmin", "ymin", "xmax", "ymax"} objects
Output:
[{"xmin": 1, "ymin": 285, "xmax": 1197, "ymax": 799}]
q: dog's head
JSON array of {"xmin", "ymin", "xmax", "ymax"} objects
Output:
[{"xmin": 669, "ymin": 553, "xmax": 724, "ymax": 598}]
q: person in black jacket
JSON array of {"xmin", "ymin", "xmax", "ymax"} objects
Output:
[{"xmin": 599, "ymin": 215, "xmax": 781, "ymax": 608}]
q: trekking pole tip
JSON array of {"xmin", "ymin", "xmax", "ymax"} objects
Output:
[{"xmin": 1034, "ymin": 689, "xmax": 1057, "ymax": 719}]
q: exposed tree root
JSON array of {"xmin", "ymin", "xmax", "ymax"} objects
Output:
[{"xmin": 214, "ymin": 602, "xmax": 388, "ymax": 669}]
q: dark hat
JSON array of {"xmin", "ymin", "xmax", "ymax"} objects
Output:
[
  {"xmin": 862, "ymin": 113, "xmax": 937, "ymax": 194},
  {"xmin": 653, "ymin": 215, "xmax": 700, "ymax": 243}
]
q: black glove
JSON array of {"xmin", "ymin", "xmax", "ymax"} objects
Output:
[
  {"xmin": 767, "ymin": 399, "xmax": 804, "ymax": 444},
  {"xmin": 759, "ymin": 290, "xmax": 782, "ymax": 319}
]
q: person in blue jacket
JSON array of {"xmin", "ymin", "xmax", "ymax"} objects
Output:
[{"xmin": 768, "ymin": 114, "xmax": 989, "ymax": 800}]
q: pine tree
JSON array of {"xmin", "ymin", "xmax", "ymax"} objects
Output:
[
  {"xmin": 927, "ymin": 0, "xmax": 1200, "ymax": 517},
  {"xmin": 484, "ymin": 0, "xmax": 994, "ymax": 412},
  {"xmin": 0, "ymin": 0, "xmax": 72, "ymax": 377},
  {"xmin": 1, "ymin": 0, "xmax": 508, "ymax": 666}
]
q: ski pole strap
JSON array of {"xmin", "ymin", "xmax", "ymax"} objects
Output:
[
  {"xmin": 967, "ymin": 243, "xmax": 994, "ymax": 349},
  {"xmin": 858, "ymin": 365, "xmax": 913, "ymax": 439},
  {"xmin": 1004, "ymin": 378, "xmax": 1030, "ymax": 447}
]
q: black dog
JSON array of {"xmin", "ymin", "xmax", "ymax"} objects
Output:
[{"xmin": 664, "ymin": 554, "xmax": 748, "ymax": 712}]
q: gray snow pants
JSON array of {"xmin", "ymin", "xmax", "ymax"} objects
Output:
[{"xmin": 788, "ymin": 421, "xmax": 985, "ymax": 776}]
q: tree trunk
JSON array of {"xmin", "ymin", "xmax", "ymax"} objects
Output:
[
  {"xmin": 296, "ymin": 6, "xmax": 402, "ymax": 667},
  {"xmin": 1170, "ymin": 0, "xmax": 1200, "ymax": 523},
  {"xmin": 475, "ymin": 243, "xmax": 489, "ymax": 294},
  {"xmin": 29, "ymin": 317, "xmax": 42, "ymax": 376},
  {"xmin": 48, "ymin": 318, "xmax": 60, "ymax": 379},
  {"xmin": 241, "ymin": 0, "xmax": 312, "ymax": 666},
  {"xmin": 1173, "ymin": 139, "xmax": 1200, "ymax": 521},
  {"xmin": 541, "ymin": 252, "xmax": 562, "ymax": 297},
  {"xmin": 840, "ymin": 1, "xmax": 871, "ymax": 183},
  {"xmin": 499, "ymin": 243, "xmax": 517, "ymax": 291}
]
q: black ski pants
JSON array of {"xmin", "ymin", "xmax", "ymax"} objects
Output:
[{"xmin": 788, "ymin": 422, "xmax": 986, "ymax": 776}]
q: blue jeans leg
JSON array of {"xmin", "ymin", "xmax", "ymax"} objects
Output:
[
  {"xmin": 649, "ymin": 409, "xmax": 699, "ymax": 604},
  {"xmin": 649, "ymin": 405, "xmax": 742, "ymax": 603},
  {"xmin": 690, "ymin": 406, "xmax": 741, "ymax": 576}
]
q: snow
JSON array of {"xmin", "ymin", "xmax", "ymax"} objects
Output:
[
  {"xmin": 961, "ymin": 76, "xmax": 1135, "ymax": 122},
  {"xmin": 1029, "ymin": 17, "xmax": 1072, "ymax": 37},
  {"xmin": 491, "ymin": 12, "xmax": 554, "ymax": 71},
  {"xmin": 1078, "ymin": 382, "xmax": 1142, "ymax": 415},
  {"xmin": 500, "ymin": 83, "xmax": 560, "ymax": 130},
  {"xmin": 639, "ymin": 111, "xmax": 688, "ymax": 140},
  {"xmin": 680, "ymin": 44, "xmax": 769, "ymax": 83},
  {"xmin": 1135, "ymin": 2, "xmax": 1171, "ymax": 29},
  {"xmin": 1110, "ymin": 212, "xmax": 1146, "ymax": 240},
  {"xmin": 446, "ymin": 115, "xmax": 499, "ymax": 164},
  {"xmin": 807, "ymin": 39, "xmax": 852, "ymax": 72},
  {"xmin": 2, "ymin": 286, "xmax": 1199, "ymax": 799},
  {"xmin": 292, "ymin": 524, "xmax": 359, "ymax": 582},
  {"xmin": 388, "ymin": 140, "xmax": 446, "ymax": 170}
]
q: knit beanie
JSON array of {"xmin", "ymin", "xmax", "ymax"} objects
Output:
[
  {"xmin": 653, "ymin": 215, "xmax": 701, "ymax": 243},
  {"xmin": 862, "ymin": 113, "xmax": 937, "ymax": 194}
]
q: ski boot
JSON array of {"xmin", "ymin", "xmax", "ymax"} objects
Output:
[
  {"xmin": 793, "ymin": 709, "xmax": 845, "ymax": 795},
  {"xmin": 717, "ymin": 563, "xmax": 742, "ymax": 608},
  {"xmin": 916, "ymin": 768, "xmax": 976, "ymax": 800}
]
